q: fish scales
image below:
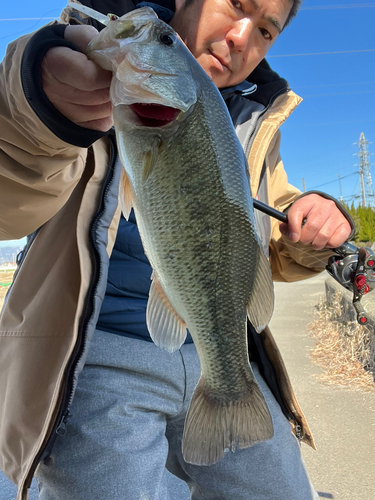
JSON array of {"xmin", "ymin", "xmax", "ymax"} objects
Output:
[
  {"xmin": 117, "ymin": 97, "xmax": 257, "ymax": 389},
  {"xmin": 87, "ymin": 7, "xmax": 275, "ymax": 466}
]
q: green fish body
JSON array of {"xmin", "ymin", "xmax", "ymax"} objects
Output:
[{"xmin": 87, "ymin": 7, "xmax": 275, "ymax": 466}]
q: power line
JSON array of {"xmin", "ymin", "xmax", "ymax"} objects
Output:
[
  {"xmin": 309, "ymin": 173, "xmax": 357, "ymax": 190},
  {"xmin": 269, "ymin": 49, "xmax": 375, "ymax": 58},
  {"xmin": 0, "ymin": 9, "xmax": 61, "ymax": 41},
  {"xmin": 294, "ymin": 80, "xmax": 375, "ymax": 90},
  {"xmin": 301, "ymin": 3, "xmax": 375, "ymax": 10},
  {"xmin": 2, "ymin": 3, "xmax": 375, "ymax": 19},
  {"xmin": 282, "ymin": 119, "xmax": 375, "ymax": 130},
  {"xmin": 300, "ymin": 90, "xmax": 375, "ymax": 98},
  {"xmin": 0, "ymin": 18, "xmax": 56, "ymax": 21},
  {"xmin": 1, "ymin": 2, "xmax": 374, "ymax": 22}
]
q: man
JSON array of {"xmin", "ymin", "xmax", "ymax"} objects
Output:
[{"xmin": 0, "ymin": 1, "xmax": 353, "ymax": 499}]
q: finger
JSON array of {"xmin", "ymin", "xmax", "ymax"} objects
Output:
[
  {"xmin": 279, "ymin": 221, "xmax": 288, "ymax": 237},
  {"xmin": 297, "ymin": 208, "xmax": 331, "ymax": 246},
  {"xmin": 303, "ymin": 212, "xmax": 351, "ymax": 250},
  {"xmin": 283, "ymin": 205, "xmax": 312, "ymax": 242},
  {"xmin": 43, "ymin": 47, "xmax": 112, "ymax": 91},
  {"xmin": 309, "ymin": 217, "xmax": 339, "ymax": 250},
  {"xmin": 64, "ymin": 24, "xmax": 99, "ymax": 52},
  {"xmin": 43, "ymin": 76, "xmax": 111, "ymax": 106},
  {"xmin": 325, "ymin": 222, "xmax": 352, "ymax": 249},
  {"xmin": 51, "ymin": 100, "xmax": 113, "ymax": 126},
  {"xmin": 76, "ymin": 115, "xmax": 114, "ymax": 131}
]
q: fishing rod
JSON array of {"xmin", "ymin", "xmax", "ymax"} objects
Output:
[
  {"xmin": 66, "ymin": 1, "xmax": 374, "ymax": 325},
  {"xmin": 253, "ymin": 198, "xmax": 375, "ymax": 325}
]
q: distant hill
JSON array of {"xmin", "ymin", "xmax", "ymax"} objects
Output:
[
  {"xmin": 0, "ymin": 244, "xmax": 24, "ymax": 265},
  {"xmin": 0, "ymin": 238, "xmax": 26, "ymax": 249}
]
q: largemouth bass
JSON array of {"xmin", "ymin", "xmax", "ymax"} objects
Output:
[{"xmin": 87, "ymin": 7, "xmax": 275, "ymax": 466}]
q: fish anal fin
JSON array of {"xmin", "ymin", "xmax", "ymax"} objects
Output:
[
  {"xmin": 146, "ymin": 276, "xmax": 187, "ymax": 353},
  {"xmin": 247, "ymin": 249, "xmax": 274, "ymax": 333},
  {"xmin": 182, "ymin": 375, "xmax": 274, "ymax": 466},
  {"xmin": 119, "ymin": 168, "xmax": 133, "ymax": 220}
]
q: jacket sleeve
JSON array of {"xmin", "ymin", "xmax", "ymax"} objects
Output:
[
  {"xmin": 265, "ymin": 130, "xmax": 337, "ymax": 282},
  {"xmin": 0, "ymin": 23, "xmax": 107, "ymax": 241}
]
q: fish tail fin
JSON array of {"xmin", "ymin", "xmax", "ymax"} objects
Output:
[{"xmin": 182, "ymin": 375, "xmax": 274, "ymax": 466}]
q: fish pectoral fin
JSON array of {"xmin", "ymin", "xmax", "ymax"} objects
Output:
[
  {"xmin": 246, "ymin": 248, "xmax": 274, "ymax": 333},
  {"xmin": 182, "ymin": 375, "xmax": 274, "ymax": 466},
  {"xmin": 119, "ymin": 169, "xmax": 133, "ymax": 220},
  {"xmin": 143, "ymin": 137, "xmax": 162, "ymax": 182},
  {"xmin": 146, "ymin": 275, "xmax": 187, "ymax": 352}
]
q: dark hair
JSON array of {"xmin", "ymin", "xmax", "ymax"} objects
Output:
[
  {"xmin": 182, "ymin": 0, "xmax": 303, "ymax": 30},
  {"xmin": 284, "ymin": 0, "xmax": 303, "ymax": 29}
]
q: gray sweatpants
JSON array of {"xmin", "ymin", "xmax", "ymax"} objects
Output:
[{"xmin": 36, "ymin": 330, "xmax": 318, "ymax": 500}]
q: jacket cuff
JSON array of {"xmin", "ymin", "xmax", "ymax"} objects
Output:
[
  {"xmin": 288, "ymin": 190, "xmax": 356, "ymax": 241},
  {"xmin": 21, "ymin": 24, "xmax": 108, "ymax": 148}
]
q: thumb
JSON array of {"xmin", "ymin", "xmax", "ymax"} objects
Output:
[{"xmin": 280, "ymin": 207, "xmax": 307, "ymax": 243}]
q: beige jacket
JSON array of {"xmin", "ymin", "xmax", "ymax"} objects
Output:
[{"xmin": 0, "ymin": 25, "xmax": 334, "ymax": 500}]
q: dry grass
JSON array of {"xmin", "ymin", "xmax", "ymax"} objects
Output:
[
  {"xmin": 309, "ymin": 292, "xmax": 375, "ymax": 391},
  {"xmin": 0, "ymin": 270, "xmax": 14, "ymax": 309}
]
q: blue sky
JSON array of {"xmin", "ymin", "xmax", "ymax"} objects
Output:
[{"xmin": 1, "ymin": 1, "xmax": 375, "ymax": 246}]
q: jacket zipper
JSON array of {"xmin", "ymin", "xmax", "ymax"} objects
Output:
[
  {"xmin": 55, "ymin": 408, "xmax": 72, "ymax": 436},
  {"xmin": 22, "ymin": 134, "xmax": 119, "ymax": 494},
  {"xmin": 295, "ymin": 423, "xmax": 303, "ymax": 442}
]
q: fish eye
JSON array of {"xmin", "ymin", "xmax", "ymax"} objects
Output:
[{"xmin": 159, "ymin": 32, "xmax": 175, "ymax": 46}]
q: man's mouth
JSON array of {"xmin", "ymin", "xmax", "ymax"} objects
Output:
[
  {"xmin": 130, "ymin": 103, "xmax": 180, "ymax": 127},
  {"xmin": 209, "ymin": 51, "xmax": 230, "ymax": 72}
]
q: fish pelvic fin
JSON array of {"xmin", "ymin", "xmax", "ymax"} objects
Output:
[
  {"xmin": 247, "ymin": 248, "xmax": 274, "ymax": 333},
  {"xmin": 182, "ymin": 375, "xmax": 274, "ymax": 466},
  {"xmin": 119, "ymin": 169, "xmax": 133, "ymax": 220},
  {"xmin": 146, "ymin": 275, "xmax": 187, "ymax": 353}
]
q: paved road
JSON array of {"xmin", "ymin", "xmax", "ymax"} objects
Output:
[
  {"xmin": 269, "ymin": 273, "xmax": 375, "ymax": 500},
  {"xmin": 1, "ymin": 273, "xmax": 374, "ymax": 499}
]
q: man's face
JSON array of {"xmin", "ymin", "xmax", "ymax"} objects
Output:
[{"xmin": 170, "ymin": 0, "xmax": 292, "ymax": 89}]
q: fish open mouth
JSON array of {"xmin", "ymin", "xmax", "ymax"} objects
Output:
[{"xmin": 130, "ymin": 103, "xmax": 181, "ymax": 127}]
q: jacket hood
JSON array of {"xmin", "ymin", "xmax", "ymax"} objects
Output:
[{"xmin": 246, "ymin": 59, "xmax": 289, "ymax": 108}]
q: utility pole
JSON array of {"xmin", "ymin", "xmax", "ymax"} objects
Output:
[
  {"xmin": 356, "ymin": 133, "xmax": 375, "ymax": 208},
  {"xmin": 336, "ymin": 175, "xmax": 343, "ymax": 203}
]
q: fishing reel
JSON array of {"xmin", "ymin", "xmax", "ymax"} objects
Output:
[{"xmin": 326, "ymin": 242, "xmax": 375, "ymax": 325}]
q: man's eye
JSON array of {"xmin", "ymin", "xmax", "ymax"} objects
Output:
[
  {"xmin": 231, "ymin": 0, "xmax": 242, "ymax": 9},
  {"xmin": 259, "ymin": 28, "xmax": 272, "ymax": 41}
]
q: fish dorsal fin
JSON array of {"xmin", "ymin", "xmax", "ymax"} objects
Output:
[
  {"xmin": 119, "ymin": 168, "xmax": 133, "ymax": 220},
  {"xmin": 246, "ymin": 249, "xmax": 274, "ymax": 333},
  {"xmin": 146, "ymin": 274, "xmax": 187, "ymax": 352}
]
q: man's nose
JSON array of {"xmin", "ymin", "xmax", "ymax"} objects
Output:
[{"xmin": 227, "ymin": 18, "xmax": 253, "ymax": 52}]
